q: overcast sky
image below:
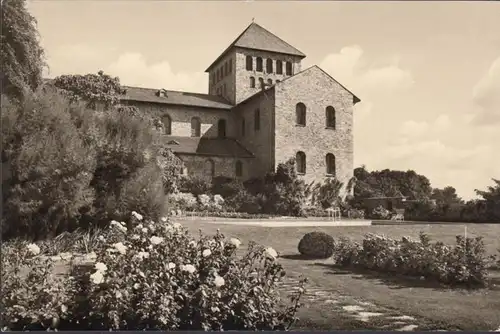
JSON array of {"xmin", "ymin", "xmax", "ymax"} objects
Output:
[{"xmin": 28, "ymin": 1, "xmax": 500, "ymax": 200}]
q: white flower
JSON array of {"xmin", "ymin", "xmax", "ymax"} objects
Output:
[
  {"xmin": 265, "ymin": 247, "xmax": 278, "ymax": 259},
  {"xmin": 168, "ymin": 262, "xmax": 176, "ymax": 270},
  {"xmin": 131, "ymin": 234, "xmax": 140, "ymax": 240},
  {"xmin": 214, "ymin": 275, "xmax": 225, "ymax": 287},
  {"xmin": 59, "ymin": 252, "xmax": 73, "ymax": 260},
  {"xmin": 136, "ymin": 224, "xmax": 144, "ymax": 229},
  {"xmin": 136, "ymin": 251, "xmax": 150, "ymax": 260},
  {"xmin": 110, "ymin": 220, "xmax": 120, "ymax": 227},
  {"xmin": 188, "ymin": 240, "xmax": 197, "ymax": 247},
  {"xmin": 60, "ymin": 305, "xmax": 68, "ymax": 313},
  {"xmin": 131, "ymin": 211, "xmax": 143, "ymax": 221},
  {"xmin": 161, "ymin": 216, "xmax": 168, "ymax": 222},
  {"xmin": 150, "ymin": 236, "xmax": 164, "ymax": 245},
  {"xmin": 85, "ymin": 251, "xmax": 97, "ymax": 260},
  {"xmin": 141, "ymin": 228, "xmax": 148, "ymax": 233},
  {"xmin": 98, "ymin": 235, "xmax": 105, "ymax": 242},
  {"xmin": 90, "ymin": 271, "xmax": 104, "ymax": 284},
  {"xmin": 202, "ymin": 249, "xmax": 212, "ymax": 257},
  {"xmin": 27, "ymin": 243, "xmax": 40, "ymax": 255},
  {"xmin": 115, "ymin": 291, "xmax": 123, "ymax": 299},
  {"xmin": 133, "ymin": 283, "xmax": 140, "ymax": 290},
  {"xmin": 94, "ymin": 262, "xmax": 108, "ymax": 272},
  {"xmin": 230, "ymin": 238, "xmax": 241, "ymax": 248},
  {"xmin": 113, "ymin": 242, "xmax": 127, "ymax": 255},
  {"xmin": 172, "ymin": 222, "xmax": 182, "ymax": 229},
  {"xmin": 138, "ymin": 271, "xmax": 145, "ymax": 278},
  {"xmin": 181, "ymin": 264, "xmax": 196, "ymax": 273},
  {"xmin": 120, "ymin": 221, "xmax": 126, "ymax": 226}
]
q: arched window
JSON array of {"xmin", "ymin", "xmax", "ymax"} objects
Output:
[
  {"xmin": 276, "ymin": 60, "xmax": 283, "ymax": 74},
  {"xmin": 191, "ymin": 117, "xmax": 201, "ymax": 137},
  {"xmin": 241, "ymin": 118, "xmax": 246, "ymax": 136},
  {"xmin": 267, "ymin": 78, "xmax": 273, "ymax": 85},
  {"xmin": 250, "ymin": 77, "xmax": 255, "ymax": 88},
  {"xmin": 295, "ymin": 103, "xmax": 306, "ymax": 126},
  {"xmin": 162, "ymin": 114, "xmax": 172, "ymax": 135},
  {"xmin": 296, "ymin": 151, "xmax": 306, "ymax": 174},
  {"xmin": 256, "ymin": 57, "xmax": 263, "ymax": 72},
  {"xmin": 204, "ymin": 159, "xmax": 215, "ymax": 177},
  {"xmin": 254, "ymin": 108, "xmax": 260, "ymax": 131},
  {"xmin": 246, "ymin": 55, "xmax": 253, "ymax": 71},
  {"xmin": 326, "ymin": 106, "xmax": 336, "ymax": 129},
  {"xmin": 286, "ymin": 61, "xmax": 293, "ymax": 75},
  {"xmin": 258, "ymin": 77, "xmax": 264, "ymax": 89},
  {"xmin": 218, "ymin": 119, "xmax": 226, "ymax": 138},
  {"xmin": 235, "ymin": 160, "xmax": 243, "ymax": 177},
  {"xmin": 326, "ymin": 153, "xmax": 336, "ymax": 176},
  {"xmin": 266, "ymin": 58, "xmax": 273, "ymax": 73}
]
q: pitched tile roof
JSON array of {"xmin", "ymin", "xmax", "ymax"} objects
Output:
[
  {"xmin": 206, "ymin": 22, "xmax": 306, "ymax": 72},
  {"xmin": 120, "ymin": 86, "xmax": 234, "ymax": 110},
  {"xmin": 164, "ymin": 136, "xmax": 254, "ymax": 158}
]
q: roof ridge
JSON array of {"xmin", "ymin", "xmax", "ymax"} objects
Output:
[{"xmin": 247, "ymin": 22, "xmax": 304, "ymax": 58}]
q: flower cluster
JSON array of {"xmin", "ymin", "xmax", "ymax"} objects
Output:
[
  {"xmin": 2, "ymin": 211, "xmax": 305, "ymax": 331},
  {"xmin": 332, "ymin": 232, "xmax": 494, "ymax": 287}
]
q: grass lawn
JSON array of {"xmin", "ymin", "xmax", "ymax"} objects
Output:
[{"xmin": 183, "ymin": 221, "xmax": 500, "ymax": 331}]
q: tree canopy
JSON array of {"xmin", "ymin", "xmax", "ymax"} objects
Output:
[{"xmin": 1, "ymin": 0, "xmax": 46, "ymax": 101}]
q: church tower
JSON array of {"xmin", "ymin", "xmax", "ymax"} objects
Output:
[{"xmin": 205, "ymin": 22, "xmax": 306, "ymax": 105}]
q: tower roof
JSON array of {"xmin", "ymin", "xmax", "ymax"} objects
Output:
[{"xmin": 205, "ymin": 22, "xmax": 306, "ymax": 72}]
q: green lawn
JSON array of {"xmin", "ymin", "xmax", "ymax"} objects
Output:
[{"xmin": 183, "ymin": 221, "xmax": 500, "ymax": 331}]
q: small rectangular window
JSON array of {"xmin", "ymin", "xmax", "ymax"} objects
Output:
[{"xmin": 254, "ymin": 108, "xmax": 260, "ymax": 131}]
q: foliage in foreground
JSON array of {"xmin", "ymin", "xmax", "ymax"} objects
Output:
[
  {"xmin": 333, "ymin": 232, "xmax": 495, "ymax": 287},
  {"xmin": 1, "ymin": 212, "xmax": 306, "ymax": 331},
  {"xmin": 298, "ymin": 231, "xmax": 335, "ymax": 259}
]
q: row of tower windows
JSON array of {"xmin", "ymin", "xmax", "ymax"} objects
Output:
[
  {"xmin": 246, "ymin": 56, "xmax": 293, "ymax": 75},
  {"xmin": 296, "ymin": 103, "xmax": 337, "ymax": 129},
  {"xmin": 204, "ymin": 159, "xmax": 243, "ymax": 178},
  {"xmin": 213, "ymin": 58, "xmax": 233, "ymax": 84},
  {"xmin": 296, "ymin": 152, "xmax": 336, "ymax": 176},
  {"xmin": 249, "ymin": 77, "xmax": 281, "ymax": 89},
  {"xmin": 161, "ymin": 116, "xmax": 228, "ymax": 138}
]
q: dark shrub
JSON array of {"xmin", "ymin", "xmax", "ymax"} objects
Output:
[
  {"xmin": 212, "ymin": 176, "xmax": 244, "ymax": 199},
  {"xmin": 298, "ymin": 231, "xmax": 335, "ymax": 259},
  {"xmin": 178, "ymin": 176, "xmax": 211, "ymax": 196}
]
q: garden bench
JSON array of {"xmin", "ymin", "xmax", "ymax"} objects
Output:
[
  {"xmin": 326, "ymin": 207, "xmax": 341, "ymax": 221},
  {"xmin": 391, "ymin": 209, "xmax": 405, "ymax": 221}
]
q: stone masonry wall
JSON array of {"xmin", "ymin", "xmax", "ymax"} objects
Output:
[
  {"xmin": 130, "ymin": 102, "xmax": 236, "ymax": 139},
  {"xmin": 208, "ymin": 50, "xmax": 237, "ymax": 104},
  {"xmin": 178, "ymin": 154, "xmax": 252, "ymax": 180},
  {"xmin": 273, "ymin": 66, "xmax": 355, "ymax": 197},
  {"xmin": 233, "ymin": 90, "xmax": 276, "ymax": 178},
  {"xmin": 234, "ymin": 48, "xmax": 302, "ymax": 104}
]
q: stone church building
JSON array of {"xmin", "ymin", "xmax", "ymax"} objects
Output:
[{"xmin": 121, "ymin": 22, "xmax": 360, "ymax": 190}]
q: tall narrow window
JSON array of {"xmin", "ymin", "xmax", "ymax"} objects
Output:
[
  {"xmin": 258, "ymin": 77, "xmax": 264, "ymax": 89},
  {"xmin": 266, "ymin": 58, "xmax": 273, "ymax": 73},
  {"xmin": 254, "ymin": 108, "xmax": 260, "ymax": 131},
  {"xmin": 326, "ymin": 106, "xmax": 336, "ymax": 129},
  {"xmin": 191, "ymin": 117, "xmax": 201, "ymax": 137},
  {"xmin": 296, "ymin": 151, "xmax": 306, "ymax": 174},
  {"xmin": 205, "ymin": 159, "xmax": 215, "ymax": 177},
  {"xmin": 276, "ymin": 60, "xmax": 283, "ymax": 74},
  {"xmin": 218, "ymin": 119, "xmax": 226, "ymax": 138},
  {"xmin": 267, "ymin": 78, "xmax": 273, "ymax": 85},
  {"xmin": 163, "ymin": 114, "xmax": 172, "ymax": 135},
  {"xmin": 256, "ymin": 57, "xmax": 263, "ymax": 72},
  {"xmin": 246, "ymin": 55, "xmax": 253, "ymax": 71},
  {"xmin": 223, "ymin": 84, "xmax": 226, "ymax": 96},
  {"xmin": 241, "ymin": 118, "xmax": 246, "ymax": 136},
  {"xmin": 224, "ymin": 62, "xmax": 228, "ymax": 76},
  {"xmin": 326, "ymin": 153, "xmax": 336, "ymax": 176},
  {"xmin": 235, "ymin": 160, "xmax": 243, "ymax": 177},
  {"xmin": 295, "ymin": 103, "xmax": 306, "ymax": 126},
  {"xmin": 249, "ymin": 77, "xmax": 255, "ymax": 88},
  {"xmin": 229, "ymin": 59, "xmax": 232, "ymax": 73},
  {"xmin": 286, "ymin": 61, "xmax": 293, "ymax": 75},
  {"xmin": 212, "ymin": 73, "xmax": 216, "ymax": 85}
]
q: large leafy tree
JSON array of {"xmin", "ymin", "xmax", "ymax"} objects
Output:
[
  {"xmin": 475, "ymin": 179, "xmax": 500, "ymax": 222},
  {"xmin": 1, "ymin": 0, "xmax": 46, "ymax": 101},
  {"xmin": 431, "ymin": 186, "xmax": 463, "ymax": 206}
]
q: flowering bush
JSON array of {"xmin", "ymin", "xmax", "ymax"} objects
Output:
[
  {"xmin": 168, "ymin": 192, "xmax": 198, "ymax": 211},
  {"xmin": 2, "ymin": 212, "xmax": 306, "ymax": 330},
  {"xmin": 369, "ymin": 205, "xmax": 392, "ymax": 220},
  {"xmin": 332, "ymin": 232, "xmax": 494, "ymax": 287}
]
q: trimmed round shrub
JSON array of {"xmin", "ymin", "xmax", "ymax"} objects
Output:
[{"xmin": 298, "ymin": 231, "xmax": 335, "ymax": 259}]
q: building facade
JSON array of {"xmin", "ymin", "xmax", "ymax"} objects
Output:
[{"xmin": 120, "ymin": 22, "xmax": 361, "ymax": 193}]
